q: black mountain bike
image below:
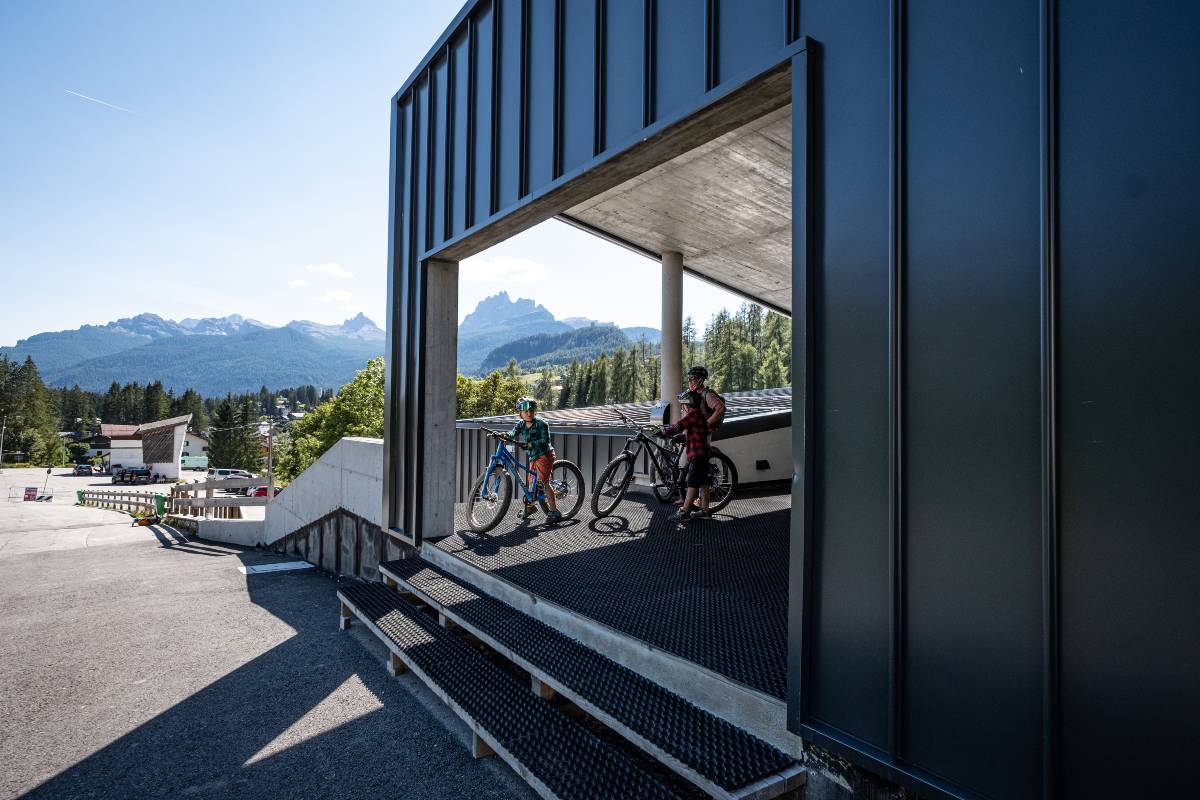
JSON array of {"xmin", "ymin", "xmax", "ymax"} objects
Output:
[{"xmin": 590, "ymin": 408, "xmax": 737, "ymax": 517}]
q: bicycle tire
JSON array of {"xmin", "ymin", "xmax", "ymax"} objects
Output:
[
  {"xmin": 650, "ymin": 453, "xmax": 677, "ymax": 504},
  {"xmin": 547, "ymin": 460, "xmax": 585, "ymax": 520},
  {"xmin": 705, "ymin": 450, "xmax": 738, "ymax": 513},
  {"xmin": 591, "ymin": 453, "xmax": 635, "ymax": 517},
  {"xmin": 467, "ymin": 469, "xmax": 513, "ymax": 533}
]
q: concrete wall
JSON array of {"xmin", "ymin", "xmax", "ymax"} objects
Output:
[
  {"xmin": 259, "ymin": 437, "xmax": 410, "ymax": 580},
  {"xmin": 262, "ymin": 437, "xmax": 384, "ymax": 543},
  {"xmin": 196, "ymin": 518, "xmax": 265, "ymax": 547}
]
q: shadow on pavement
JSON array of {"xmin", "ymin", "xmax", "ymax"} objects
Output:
[{"xmin": 19, "ymin": 548, "xmax": 517, "ymax": 800}]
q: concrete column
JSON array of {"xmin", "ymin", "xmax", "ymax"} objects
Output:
[
  {"xmin": 660, "ymin": 251, "xmax": 683, "ymax": 414},
  {"xmin": 421, "ymin": 258, "xmax": 459, "ymax": 541}
]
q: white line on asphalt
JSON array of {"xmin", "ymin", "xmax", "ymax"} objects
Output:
[{"xmin": 238, "ymin": 561, "xmax": 315, "ymax": 575}]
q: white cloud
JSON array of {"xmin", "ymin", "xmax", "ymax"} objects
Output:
[
  {"xmin": 317, "ymin": 289, "xmax": 352, "ymax": 304},
  {"xmin": 306, "ymin": 262, "xmax": 355, "ymax": 280},
  {"xmin": 287, "ymin": 279, "xmax": 308, "ymax": 288},
  {"xmin": 459, "ymin": 255, "xmax": 550, "ymax": 284}
]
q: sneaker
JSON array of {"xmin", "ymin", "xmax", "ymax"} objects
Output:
[
  {"xmin": 522, "ymin": 503, "xmax": 537, "ymax": 519},
  {"xmin": 546, "ymin": 510, "xmax": 563, "ymax": 524},
  {"xmin": 673, "ymin": 509, "xmax": 693, "ymax": 523},
  {"xmin": 693, "ymin": 507, "xmax": 711, "ymax": 518}
]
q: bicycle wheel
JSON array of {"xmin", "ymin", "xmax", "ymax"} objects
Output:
[
  {"xmin": 467, "ymin": 469, "xmax": 513, "ymax": 533},
  {"xmin": 651, "ymin": 455, "xmax": 678, "ymax": 504},
  {"xmin": 547, "ymin": 460, "xmax": 585, "ymax": 520},
  {"xmin": 704, "ymin": 450, "xmax": 738, "ymax": 513},
  {"xmin": 591, "ymin": 453, "xmax": 635, "ymax": 517}
]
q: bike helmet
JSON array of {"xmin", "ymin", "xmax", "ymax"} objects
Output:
[
  {"xmin": 676, "ymin": 389, "xmax": 701, "ymax": 407},
  {"xmin": 515, "ymin": 397, "xmax": 537, "ymax": 412},
  {"xmin": 686, "ymin": 365, "xmax": 708, "ymax": 381}
]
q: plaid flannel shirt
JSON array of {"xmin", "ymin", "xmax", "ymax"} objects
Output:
[
  {"xmin": 510, "ymin": 417, "xmax": 553, "ymax": 461},
  {"xmin": 662, "ymin": 411, "xmax": 710, "ymax": 461}
]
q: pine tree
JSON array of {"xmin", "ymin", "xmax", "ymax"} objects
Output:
[
  {"xmin": 238, "ymin": 397, "xmax": 264, "ymax": 472},
  {"xmin": 207, "ymin": 397, "xmax": 240, "ymax": 469},
  {"xmin": 589, "ymin": 353, "xmax": 610, "ymax": 406}
]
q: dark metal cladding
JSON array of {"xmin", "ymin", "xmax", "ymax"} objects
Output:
[{"xmin": 388, "ymin": 0, "xmax": 1200, "ymax": 797}]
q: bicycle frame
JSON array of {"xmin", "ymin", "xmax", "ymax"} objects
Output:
[
  {"xmin": 477, "ymin": 432, "xmax": 565, "ymax": 504},
  {"xmin": 614, "ymin": 427, "xmax": 681, "ymax": 485}
]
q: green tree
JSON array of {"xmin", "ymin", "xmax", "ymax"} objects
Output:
[
  {"xmin": 207, "ymin": 397, "xmax": 241, "ymax": 469},
  {"xmin": 589, "ymin": 353, "xmax": 610, "ymax": 406},
  {"xmin": 277, "ymin": 358, "xmax": 386, "ymax": 481},
  {"xmin": 238, "ymin": 397, "xmax": 264, "ymax": 472}
]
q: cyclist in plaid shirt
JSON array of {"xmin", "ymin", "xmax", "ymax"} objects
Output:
[
  {"xmin": 510, "ymin": 397, "xmax": 561, "ymax": 523},
  {"xmin": 659, "ymin": 389, "xmax": 711, "ymax": 522}
]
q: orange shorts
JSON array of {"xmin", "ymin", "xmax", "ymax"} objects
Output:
[{"xmin": 529, "ymin": 452, "xmax": 555, "ymax": 486}]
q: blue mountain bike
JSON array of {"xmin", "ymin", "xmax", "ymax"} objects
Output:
[{"xmin": 467, "ymin": 427, "xmax": 586, "ymax": 533}]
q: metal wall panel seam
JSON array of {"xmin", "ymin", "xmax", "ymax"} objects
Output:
[
  {"xmin": 445, "ymin": 44, "xmax": 456, "ymax": 242},
  {"xmin": 466, "ymin": 15, "xmax": 478, "ymax": 230},
  {"xmin": 553, "ymin": 0, "xmax": 564, "ymax": 179},
  {"xmin": 887, "ymin": 0, "xmax": 907, "ymax": 762},
  {"xmin": 705, "ymin": 0, "xmax": 718, "ymax": 91},
  {"xmin": 519, "ymin": 0, "xmax": 531, "ymax": 198},
  {"xmin": 1039, "ymin": 0, "xmax": 1061, "ymax": 795},
  {"xmin": 594, "ymin": 0, "xmax": 606, "ymax": 155},
  {"xmin": 490, "ymin": 0, "xmax": 502, "ymax": 216},
  {"xmin": 643, "ymin": 0, "xmax": 656, "ymax": 126}
]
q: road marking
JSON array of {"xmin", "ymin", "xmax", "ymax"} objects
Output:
[{"xmin": 238, "ymin": 561, "xmax": 314, "ymax": 575}]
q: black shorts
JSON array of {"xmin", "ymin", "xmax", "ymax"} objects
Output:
[{"xmin": 686, "ymin": 455, "xmax": 710, "ymax": 489}]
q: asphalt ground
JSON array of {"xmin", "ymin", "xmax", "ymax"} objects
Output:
[{"xmin": 0, "ymin": 490, "xmax": 535, "ymax": 800}]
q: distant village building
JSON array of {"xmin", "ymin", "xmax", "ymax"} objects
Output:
[
  {"xmin": 183, "ymin": 430, "xmax": 209, "ymax": 457},
  {"xmin": 85, "ymin": 415, "xmax": 193, "ymax": 479}
]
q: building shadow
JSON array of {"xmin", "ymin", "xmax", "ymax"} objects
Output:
[{"xmin": 18, "ymin": 552, "xmax": 519, "ymax": 800}]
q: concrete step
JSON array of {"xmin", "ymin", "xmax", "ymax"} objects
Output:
[
  {"xmin": 337, "ymin": 582, "xmax": 686, "ymax": 800},
  {"xmin": 378, "ymin": 558, "xmax": 805, "ymax": 800}
]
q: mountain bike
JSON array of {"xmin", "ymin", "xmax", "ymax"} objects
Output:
[
  {"xmin": 590, "ymin": 408, "xmax": 737, "ymax": 518},
  {"xmin": 467, "ymin": 427, "xmax": 585, "ymax": 533}
]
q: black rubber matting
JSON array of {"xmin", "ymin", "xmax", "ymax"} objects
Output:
[
  {"xmin": 434, "ymin": 488, "xmax": 789, "ymax": 699},
  {"xmin": 340, "ymin": 582, "xmax": 682, "ymax": 800},
  {"xmin": 381, "ymin": 557, "xmax": 797, "ymax": 793}
]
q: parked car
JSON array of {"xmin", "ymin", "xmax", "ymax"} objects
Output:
[
  {"xmin": 73, "ymin": 464, "xmax": 94, "ymax": 476},
  {"xmin": 120, "ymin": 467, "xmax": 151, "ymax": 485},
  {"xmin": 111, "ymin": 466, "xmax": 127, "ymax": 484},
  {"xmin": 207, "ymin": 467, "xmax": 257, "ymax": 494},
  {"xmin": 248, "ymin": 485, "xmax": 282, "ymax": 498}
]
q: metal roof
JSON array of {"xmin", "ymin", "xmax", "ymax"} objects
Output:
[
  {"xmin": 457, "ymin": 388, "xmax": 791, "ymax": 433},
  {"xmin": 137, "ymin": 414, "xmax": 193, "ymax": 434}
]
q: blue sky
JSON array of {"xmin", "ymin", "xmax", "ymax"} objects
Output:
[{"xmin": 0, "ymin": 1, "xmax": 746, "ymax": 347}]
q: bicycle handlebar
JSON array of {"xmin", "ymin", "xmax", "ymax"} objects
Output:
[{"xmin": 481, "ymin": 427, "xmax": 527, "ymax": 448}]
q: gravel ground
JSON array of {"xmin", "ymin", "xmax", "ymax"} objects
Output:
[{"xmin": 0, "ymin": 494, "xmax": 535, "ymax": 800}]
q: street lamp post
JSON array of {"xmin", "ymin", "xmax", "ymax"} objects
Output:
[{"xmin": 0, "ymin": 415, "xmax": 7, "ymax": 469}]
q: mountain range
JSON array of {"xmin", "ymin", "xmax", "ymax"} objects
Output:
[
  {"xmin": 458, "ymin": 292, "xmax": 660, "ymax": 374},
  {"xmin": 1, "ymin": 313, "xmax": 385, "ymax": 396},
  {"xmin": 2, "ymin": 296, "xmax": 659, "ymax": 393}
]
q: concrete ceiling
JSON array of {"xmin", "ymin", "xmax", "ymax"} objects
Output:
[{"xmin": 565, "ymin": 104, "xmax": 792, "ymax": 313}]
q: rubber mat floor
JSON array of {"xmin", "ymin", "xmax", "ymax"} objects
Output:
[{"xmin": 434, "ymin": 489, "xmax": 790, "ymax": 699}]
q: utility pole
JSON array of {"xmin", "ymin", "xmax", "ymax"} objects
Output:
[
  {"xmin": 259, "ymin": 421, "xmax": 275, "ymax": 503},
  {"xmin": 0, "ymin": 415, "xmax": 6, "ymax": 469}
]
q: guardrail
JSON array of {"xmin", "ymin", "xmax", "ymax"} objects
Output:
[
  {"xmin": 169, "ymin": 478, "xmax": 275, "ymax": 519},
  {"xmin": 79, "ymin": 490, "xmax": 161, "ymax": 515}
]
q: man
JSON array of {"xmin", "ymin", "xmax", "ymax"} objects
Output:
[
  {"xmin": 685, "ymin": 365, "xmax": 725, "ymax": 510},
  {"xmin": 509, "ymin": 397, "xmax": 562, "ymax": 523}
]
